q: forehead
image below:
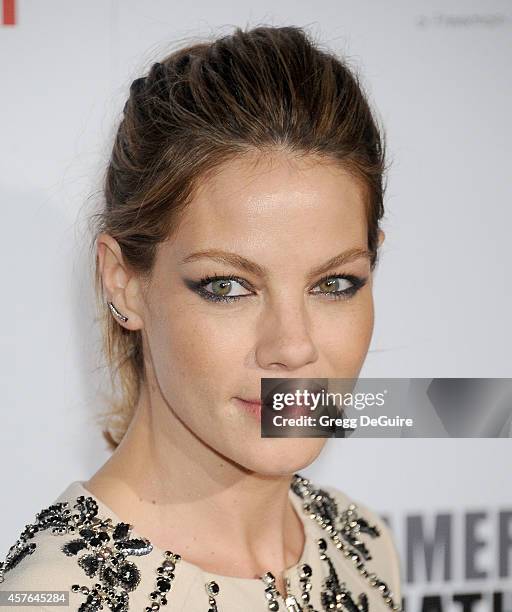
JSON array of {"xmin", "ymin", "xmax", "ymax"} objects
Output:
[{"xmin": 166, "ymin": 151, "xmax": 368, "ymax": 261}]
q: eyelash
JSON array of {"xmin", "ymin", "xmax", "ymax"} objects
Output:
[{"xmin": 188, "ymin": 273, "xmax": 368, "ymax": 303}]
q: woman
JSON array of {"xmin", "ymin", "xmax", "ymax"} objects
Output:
[{"xmin": 0, "ymin": 25, "xmax": 402, "ymax": 611}]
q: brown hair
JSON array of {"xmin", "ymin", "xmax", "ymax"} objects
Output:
[{"xmin": 88, "ymin": 24, "xmax": 388, "ymax": 451}]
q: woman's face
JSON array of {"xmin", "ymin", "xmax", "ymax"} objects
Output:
[{"xmin": 135, "ymin": 151, "xmax": 382, "ymax": 475}]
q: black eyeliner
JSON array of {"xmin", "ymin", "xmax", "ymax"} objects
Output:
[
  {"xmin": 183, "ymin": 273, "xmax": 368, "ymax": 303},
  {"xmin": 182, "ymin": 275, "xmax": 253, "ymax": 303},
  {"xmin": 313, "ymin": 273, "xmax": 369, "ymax": 300}
]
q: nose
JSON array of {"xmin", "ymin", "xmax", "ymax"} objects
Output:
[{"xmin": 255, "ymin": 299, "xmax": 319, "ymax": 371}]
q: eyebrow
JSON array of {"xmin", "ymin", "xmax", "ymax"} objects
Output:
[{"xmin": 180, "ymin": 247, "xmax": 372, "ymax": 282}]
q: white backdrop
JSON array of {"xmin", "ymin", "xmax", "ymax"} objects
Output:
[{"xmin": 1, "ymin": 1, "xmax": 511, "ymax": 610}]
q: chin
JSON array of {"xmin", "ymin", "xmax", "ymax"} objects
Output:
[{"xmin": 233, "ymin": 437, "xmax": 327, "ymax": 477}]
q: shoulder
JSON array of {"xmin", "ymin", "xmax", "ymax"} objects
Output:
[
  {"xmin": 0, "ymin": 488, "xmax": 153, "ymax": 612},
  {"xmin": 0, "ymin": 517, "xmax": 88, "ymax": 611},
  {"xmin": 320, "ymin": 481, "xmax": 403, "ymax": 606},
  {"xmin": 0, "ymin": 487, "xmax": 190, "ymax": 612}
]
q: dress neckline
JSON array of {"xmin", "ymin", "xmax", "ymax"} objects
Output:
[{"xmin": 60, "ymin": 479, "xmax": 316, "ymax": 587}]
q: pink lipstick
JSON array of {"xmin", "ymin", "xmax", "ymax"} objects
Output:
[{"xmin": 233, "ymin": 397, "xmax": 262, "ymax": 417}]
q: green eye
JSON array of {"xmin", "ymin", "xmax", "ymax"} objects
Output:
[
  {"xmin": 210, "ymin": 279, "xmax": 232, "ymax": 296},
  {"xmin": 310, "ymin": 274, "xmax": 367, "ymax": 300},
  {"xmin": 314, "ymin": 277, "xmax": 350, "ymax": 294},
  {"xmin": 195, "ymin": 276, "xmax": 253, "ymax": 301}
]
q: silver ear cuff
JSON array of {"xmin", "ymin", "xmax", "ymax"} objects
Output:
[{"xmin": 108, "ymin": 301, "xmax": 128, "ymax": 322}]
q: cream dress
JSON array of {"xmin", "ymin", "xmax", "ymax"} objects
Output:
[{"xmin": 0, "ymin": 473, "xmax": 402, "ymax": 611}]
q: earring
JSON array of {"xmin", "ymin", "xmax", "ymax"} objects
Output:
[{"xmin": 108, "ymin": 301, "xmax": 128, "ymax": 322}]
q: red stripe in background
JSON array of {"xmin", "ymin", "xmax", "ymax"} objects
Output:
[{"xmin": 2, "ymin": 0, "xmax": 16, "ymax": 25}]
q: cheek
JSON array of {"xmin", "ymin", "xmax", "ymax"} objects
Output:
[
  {"xmin": 319, "ymin": 293, "xmax": 375, "ymax": 372},
  {"xmin": 149, "ymin": 303, "xmax": 248, "ymax": 396}
]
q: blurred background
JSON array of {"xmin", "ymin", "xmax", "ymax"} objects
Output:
[{"xmin": 1, "ymin": 1, "xmax": 511, "ymax": 610}]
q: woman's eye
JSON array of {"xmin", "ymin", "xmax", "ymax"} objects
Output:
[
  {"xmin": 203, "ymin": 278, "xmax": 250, "ymax": 299},
  {"xmin": 310, "ymin": 275, "xmax": 367, "ymax": 300},
  {"xmin": 187, "ymin": 276, "xmax": 254, "ymax": 302}
]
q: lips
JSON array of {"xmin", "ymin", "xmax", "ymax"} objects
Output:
[
  {"xmin": 233, "ymin": 397, "xmax": 262, "ymax": 418},
  {"xmin": 235, "ymin": 379, "xmax": 329, "ymax": 417}
]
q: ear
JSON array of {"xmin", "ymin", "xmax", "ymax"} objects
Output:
[
  {"xmin": 96, "ymin": 233, "xmax": 145, "ymax": 330},
  {"xmin": 377, "ymin": 228, "xmax": 386, "ymax": 248}
]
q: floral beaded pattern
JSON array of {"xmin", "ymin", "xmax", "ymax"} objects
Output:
[
  {"xmin": 0, "ymin": 495, "xmax": 176, "ymax": 612},
  {"xmin": 0, "ymin": 500, "xmax": 75, "ymax": 579},
  {"xmin": 0, "ymin": 474, "xmax": 401, "ymax": 611},
  {"xmin": 291, "ymin": 475, "xmax": 402, "ymax": 612},
  {"xmin": 317, "ymin": 537, "xmax": 369, "ymax": 612}
]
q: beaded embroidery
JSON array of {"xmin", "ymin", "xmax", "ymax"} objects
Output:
[
  {"xmin": 290, "ymin": 474, "xmax": 402, "ymax": 612},
  {"xmin": 0, "ymin": 474, "xmax": 402, "ymax": 612}
]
